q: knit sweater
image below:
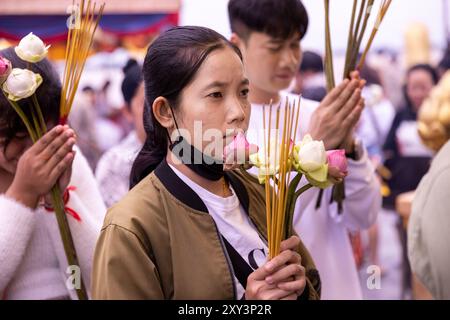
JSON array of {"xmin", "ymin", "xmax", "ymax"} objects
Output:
[{"xmin": 0, "ymin": 147, "xmax": 106, "ymax": 300}]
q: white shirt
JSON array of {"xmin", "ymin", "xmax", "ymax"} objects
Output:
[
  {"xmin": 247, "ymin": 92, "xmax": 381, "ymax": 299},
  {"xmin": 169, "ymin": 164, "xmax": 268, "ymax": 299},
  {"xmin": 96, "ymin": 131, "xmax": 143, "ymax": 207}
]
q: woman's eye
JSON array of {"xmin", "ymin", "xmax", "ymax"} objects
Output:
[
  {"xmin": 208, "ymin": 92, "xmax": 223, "ymax": 98},
  {"xmin": 268, "ymin": 46, "xmax": 282, "ymax": 53},
  {"xmin": 240, "ymin": 88, "xmax": 249, "ymax": 97}
]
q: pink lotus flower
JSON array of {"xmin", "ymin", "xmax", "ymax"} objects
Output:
[
  {"xmin": 327, "ymin": 149, "xmax": 348, "ymax": 174},
  {"xmin": 0, "ymin": 56, "xmax": 12, "ymax": 85},
  {"xmin": 223, "ymin": 132, "xmax": 258, "ymax": 171}
]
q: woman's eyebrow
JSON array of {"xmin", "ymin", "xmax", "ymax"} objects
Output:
[
  {"xmin": 203, "ymin": 81, "xmax": 227, "ymax": 91},
  {"xmin": 203, "ymin": 78, "xmax": 249, "ymax": 91}
]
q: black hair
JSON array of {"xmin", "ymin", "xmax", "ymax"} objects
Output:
[
  {"xmin": 121, "ymin": 58, "xmax": 143, "ymax": 108},
  {"xmin": 228, "ymin": 0, "xmax": 308, "ymax": 41},
  {"xmin": 402, "ymin": 64, "xmax": 439, "ymax": 113},
  {"xmin": 0, "ymin": 47, "xmax": 61, "ymax": 152},
  {"xmin": 300, "ymin": 51, "xmax": 323, "ymax": 73},
  {"xmin": 129, "ymin": 26, "xmax": 242, "ymax": 188}
]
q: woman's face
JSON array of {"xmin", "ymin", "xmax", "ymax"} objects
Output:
[
  {"xmin": 406, "ymin": 69, "xmax": 435, "ymax": 112},
  {"xmin": 173, "ymin": 46, "xmax": 250, "ymax": 159},
  {"xmin": 0, "ymin": 133, "xmax": 32, "ymax": 174}
]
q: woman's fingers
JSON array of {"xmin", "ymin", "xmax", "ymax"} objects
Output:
[
  {"xmin": 31, "ymin": 125, "xmax": 65, "ymax": 155},
  {"xmin": 44, "ymin": 136, "xmax": 76, "ymax": 171},
  {"xmin": 48, "ymin": 151, "xmax": 75, "ymax": 185},
  {"xmin": 39, "ymin": 127, "xmax": 75, "ymax": 161},
  {"xmin": 279, "ymin": 235, "xmax": 301, "ymax": 252},
  {"xmin": 259, "ymin": 288, "xmax": 297, "ymax": 300},
  {"xmin": 277, "ymin": 277, "xmax": 307, "ymax": 294},
  {"xmin": 265, "ymin": 263, "xmax": 304, "ymax": 285},
  {"xmin": 280, "ymin": 293, "xmax": 299, "ymax": 300}
]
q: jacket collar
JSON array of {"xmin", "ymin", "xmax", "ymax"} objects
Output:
[{"xmin": 154, "ymin": 159, "xmax": 250, "ymax": 214}]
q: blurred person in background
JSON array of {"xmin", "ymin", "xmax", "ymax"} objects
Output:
[
  {"xmin": 382, "ymin": 63, "xmax": 439, "ymax": 298},
  {"xmin": 383, "ymin": 64, "xmax": 438, "ymax": 209},
  {"xmin": 68, "ymin": 86, "xmax": 102, "ymax": 169},
  {"xmin": 291, "ymin": 51, "xmax": 326, "ymax": 102},
  {"xmin": 95, "ymin": 59, "xmax": 145, "ymax": 208}
]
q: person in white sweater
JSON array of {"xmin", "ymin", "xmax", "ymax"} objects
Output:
[
  {"xmin": 0, "ymin": 47, "xmax": 106, "ymax": 300},
  {"xmin": 228, "ymin": 0, "xmax": 381, "ymax": 299}
]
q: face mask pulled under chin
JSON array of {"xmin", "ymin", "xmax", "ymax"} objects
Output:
[{"xmin": 169, "ymin": 135, "xmax": 225, "ymax": 181}]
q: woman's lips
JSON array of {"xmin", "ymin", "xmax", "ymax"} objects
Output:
[{"xmin": 275, "ymin": 73, "xmax": 294, "ymax": 80}]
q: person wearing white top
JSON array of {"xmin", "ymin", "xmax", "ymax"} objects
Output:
[
  {"xmin": 0, "ymin": 47, "xmax": 106, "ymax": 300},
  {"xmin": 228, "ymin": 0, "xmax": 381, "ymax": 299}
]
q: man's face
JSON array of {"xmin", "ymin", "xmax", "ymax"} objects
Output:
[{"xmin": 237, "ymin": 31, "xmax": 302, "ymax": 96}]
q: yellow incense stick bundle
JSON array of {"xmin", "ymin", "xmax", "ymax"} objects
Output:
[
  {"xmin": 262, "ymin": 98, "xmax": 301, "ymax": 259},
  {"xmin": 60, "ymin": 0, "xmax": 105, "ymax": 124}
]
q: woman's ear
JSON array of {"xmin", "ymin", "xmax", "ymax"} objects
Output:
[{"xmin": 152, "ymin": 96, "xmax": 175, "ymax": 130}]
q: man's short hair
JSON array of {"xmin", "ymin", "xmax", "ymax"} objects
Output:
[{"xmin": 228, "ymin": 0, "xmax": 309, "ymax": 42}]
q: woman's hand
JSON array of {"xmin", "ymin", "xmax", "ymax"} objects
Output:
[
  {"xmin": 6, "ymin": 125, "xmax": 76, "ymax": 209},
  {"xmin": 245, "ymin": 236, "xmax": 306, "ymax": 300}
]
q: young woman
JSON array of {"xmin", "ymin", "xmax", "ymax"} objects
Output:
[
  {"xmin": 92, "ymin": 26, "xmax": 321, "ymax": 300},
  {"xmin": 0, "ymin": 47, "xmax": 106, "ymax": 299},
  {"xmin": 383, "ymin": 64, "xmax": 439, "ymax": 209}
]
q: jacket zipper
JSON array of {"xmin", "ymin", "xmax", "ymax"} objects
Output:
[{"xmin": 210, "ymin": 218, "xmax": 238, "ymax": 299}]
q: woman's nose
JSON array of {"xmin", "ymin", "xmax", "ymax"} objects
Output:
[{"xmin": 228, "ymin": 100, "xmax": 246, "ymax": 124}]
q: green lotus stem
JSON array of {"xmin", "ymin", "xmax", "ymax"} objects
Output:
[
  {"xmin": 29, "ymin": 101, "xmax": 43, "ymax": 137},
  {"xmin": 283, "ymin": 173, "xmax": 304, "ymax": 239},
  {"xmin": 32, "ymin": 94, "xmax": 47, "ymax": 132},
  {"xmin": 284, "ymin": 181, "xmax": 313, "ymax": 239},
  {"xmin": 1, "ymin": 91, "xmax": 37, "ymax": 142},
  {"xmin": 50, "ymin": 185, "xmax": 88, "ymax": 300},
  {"xmin": 332, "ymin": 181, "xmax": 346, "ymax": 214}
]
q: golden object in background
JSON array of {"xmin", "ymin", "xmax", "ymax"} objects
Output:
[
  {"xmin": 404, "ymin": 22, "xmax": 431, "ymax": 67},
  {"xmin": 418, "ymin": 71, "xmax": 450, "ymax": 151}
]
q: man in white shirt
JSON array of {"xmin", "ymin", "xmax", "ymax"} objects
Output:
[{"xmin": 228, "ymin": 0, "xmax": 381, "ymax": 299}]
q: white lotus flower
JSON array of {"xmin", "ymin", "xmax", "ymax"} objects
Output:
[
  {"xmin": 15, "ymin": 32, "xmax": 50, "ymax": 63},
  {"xmin": 2, "ymin": 68, "xmax": 43, "ymax": 101}
]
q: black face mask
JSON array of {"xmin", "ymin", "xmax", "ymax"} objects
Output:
[
  {"xmin": 169, "ymin": 136, "xmax": 225, "ymax": 181},
  {"xmin": 167, "ymin": 104, "xmax": 224, "ymax": 181}
]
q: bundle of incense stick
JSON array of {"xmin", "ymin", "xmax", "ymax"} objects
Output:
[
  {"xmin": 323, "ymin": 0, "xmax": 392, "ymax": 212},
  {"xmin": 262, "ymin": 98, "xmax": 301, "ymax": 259},
  {"xmin": 60, "ymin": 0, "xmax": 105, "ymax": 124},
  {"xmin": 324, "ymin": 0, "xmax": 392, "ymax": 85}
]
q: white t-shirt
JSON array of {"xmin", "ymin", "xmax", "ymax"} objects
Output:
[{"xmin": 169, "ymin": 164, "xmax": 268, "ymax": 299}]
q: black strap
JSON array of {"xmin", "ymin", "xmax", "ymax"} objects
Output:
[{"xmin": 221, "ymin": 236, "xmax": 254, "ymax": 290}]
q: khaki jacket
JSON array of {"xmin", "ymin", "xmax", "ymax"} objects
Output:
[{"xmin": 92, "ymin": 160, "xmax": 321, "ymax": 299}]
